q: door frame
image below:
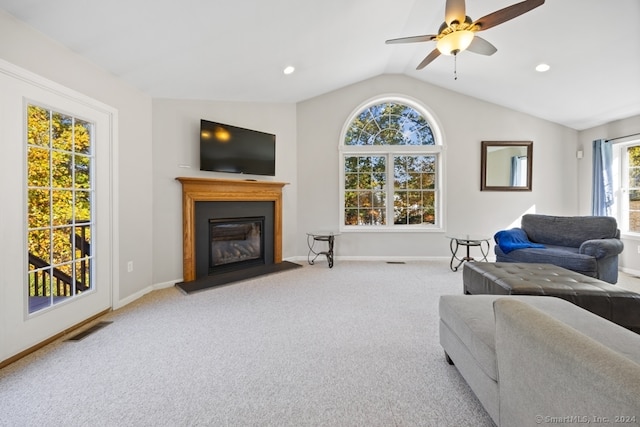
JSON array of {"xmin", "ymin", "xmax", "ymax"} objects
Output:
[{"xmin": 0, "ymin": 58, "xmax": 119, "ymax": 365}]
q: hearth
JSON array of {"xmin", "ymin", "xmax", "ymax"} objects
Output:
[{"xmin": 209, "ymin": 216, "xmax": 265, "ymax": 274}]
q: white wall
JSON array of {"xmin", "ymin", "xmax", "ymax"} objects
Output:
[
  {"xmin": 578, "ymin": 114, "xmax": 640, "ymax": 272},
  {"xmin": 0, "ymin": 10, "xmax": 153, "ymax": 305},
  {"xmin": 297, "ymin": 74, "xmax": 579, "ymax": 259},
  {"xmin": 151, "ymin": 99, "xmax": 298, "ymax": 285}
]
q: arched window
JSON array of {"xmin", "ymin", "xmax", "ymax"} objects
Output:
[{"xmin": 340, "ymin": 98, "xmax": 444, "ymax": 230}]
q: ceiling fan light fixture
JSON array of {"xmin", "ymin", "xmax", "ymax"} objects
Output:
[{"xmin": 436, "ymin": 30, "xmax": 475, "ymax": 55}]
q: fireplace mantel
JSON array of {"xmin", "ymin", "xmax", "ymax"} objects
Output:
[{"xmin": 176, "ymin": 177, "xmax": 288, "ymax": 282}]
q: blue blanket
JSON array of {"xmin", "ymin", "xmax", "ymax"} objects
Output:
[{"xmin": 494, "ymin": 228, "xmax": 545, "ymax": 254}]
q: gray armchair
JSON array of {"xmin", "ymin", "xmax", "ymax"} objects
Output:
[{"xmin": 494, "ymin": 214, "xmax": 624, "ymax": 283}]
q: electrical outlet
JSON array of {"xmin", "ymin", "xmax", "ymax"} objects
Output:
[
  {"xmin": 127, "ymin": 261, "xmax": 133, "ymax": 272},
  {"xmin": 637, "ymin": 246, "xmax": 640, "ymax": 254}
]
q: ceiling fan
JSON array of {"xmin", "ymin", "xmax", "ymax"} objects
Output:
[{"xmin": 386, "ymin": 0, "xmax": 545, "ymax": 70}]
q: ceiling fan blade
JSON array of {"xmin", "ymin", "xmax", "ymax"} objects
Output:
[
  {"xmin": 416, "ymin": 49, "xmax": 441, "ymax": 70},
  {"xmin": 473, "ymin": 0, "xmax": 544, "ymax": 31},
  {"xmin": 386, "ymin": 34, "xmax": 437, "ymax": 44},
  {"xmin": 445, "ymin": 0, "xmax": 466, "ymax": 25},
  {"xmin": 466, "ymin": 36, "xmax": 497, "ymax": 56}
]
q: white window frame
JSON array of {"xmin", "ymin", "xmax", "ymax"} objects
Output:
[
  {"xmin": 338, "ymin": 95, "xmax": 445, "ymax": 233},
  {"xmin": 613, "ymin": 138, "xmax": 640, "ymax": 237}
]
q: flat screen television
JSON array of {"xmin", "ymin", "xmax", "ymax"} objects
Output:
[{"xmin": 200, "ymin": 119, "xmax": 276, "ymax": 176}]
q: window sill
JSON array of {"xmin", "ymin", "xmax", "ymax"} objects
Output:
[
  {"xmin": 340, "ymin": 226, "xmax": 444, "ymax": 233},
  {"xmin": 620, "ymin": 232, "xmax": 640, "ymax": 241}
]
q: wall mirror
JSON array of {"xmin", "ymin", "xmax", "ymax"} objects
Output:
[{"xmin": 481, "ymin": 141, "xmax": 533, "ymax": 191}]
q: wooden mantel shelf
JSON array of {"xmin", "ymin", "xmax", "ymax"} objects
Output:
[{"xmin": 176, "ymin": 177, "xmax": 288, "ymax": 282}]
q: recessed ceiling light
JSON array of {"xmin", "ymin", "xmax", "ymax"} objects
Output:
[
  {"xmin": 535, "ymin": 63, "xmax": 550, "ymax": 72},
  {"xmin": 283, "ymin": 66, "xmax": 295, "ymax": 75}
]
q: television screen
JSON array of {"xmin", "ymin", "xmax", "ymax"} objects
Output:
[{"xmin": 200, "ymin": 119, "xmax": 276, "ymax": 176}]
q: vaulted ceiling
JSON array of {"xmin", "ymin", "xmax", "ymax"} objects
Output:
[{"xmin": 1, "ymin": 0, "xmax": 638, "ymax": 130}]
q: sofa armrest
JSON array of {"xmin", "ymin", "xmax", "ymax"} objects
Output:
[
  {"xmin": 494, "ymin": 299, "xmax": 640, "ymax": 426},
  {"xmin": 579, "ymin": 238, "xmax": 624, "ymax": 259}
]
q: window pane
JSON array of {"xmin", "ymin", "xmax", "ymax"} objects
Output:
[
  {"xmin": 74, "ymin": 119, "xmax": 92, "ymax": 155},
  {"xmin": 629, "ymin": 167, "xmax": 640, "ymax": 188},
  {"xmin": 28, "ymin": 189, "xmax": 50, "ymax": 228},
  {"xmin": 27, "ymin": 105, "xmax": 50, "ymax": 147},
  {"xmin": 342, "ymin": 100, "xmax": 439, "ymax": 228},
  {"xmin": 52, "ymin": 112, "xmax": 73, "ymax": 151},
  {"xmin": 29, "ymin": 229, "xmax": 50, "ymax": 264},
  {"xmin": 422, "ymin": 173, "xmax": 436, "ymax": 189},
  {"xmin": 27, "ymin": 104, "xmax": 95, "ymax": 313},
  {"xmin": 345, "ymin": 209, "xmax": 359, "ymax": 225},
  {"xmin": 52, "ymin": 227, "xmax": 73, "ymax": 265},
  {"xmin": 75, "ymin": 259, "xmax": 91, "ymax": 293},
  {"xmin": 52, "ymin": 189, "xmax": 73, "ymax": 227},
  {"xmin": 27, "ymin": 147, "xmax": 50, "ymax": 187},
  {"xmin": 345, "ymin": 156, "xmax": 358, "ymax": 173},
  {"xmin": 629, "ymin": 189, "xmax": 640, "ymax": 232},
  {"xmin": 75, "ymin": 191, "xmax": 92, "ymax": 222},
  {"xmin": 75, "ymin": 154, "xmax": 91, "ymax": 189},
  {"xmin": 74, "ymin": 223, "xmax": 92, "ymax": 258},
  {"xmin": 357, "ymin": 192, "xmax": 371, "ymax": 207},
  {"xmin": 345, "ymin": 102, "xmax": 435, "ymax": 146},
  {"xmin": 345, "ymin": 191, "xmax": 358, "ymax": 207},
  {"xmin": 629, "ymin": 210, "xmax": 640, "ymax": 233},
  {"xmin": 423, "ymin": 192, "xmax": 436, "ymax": 224},
  {"xmin": 52, "ymin": 152, "xmax": 73, "ymax": 188},
  {"xmin": 357, "ymin": 174, "xmax": 372, "ymax": 189}
]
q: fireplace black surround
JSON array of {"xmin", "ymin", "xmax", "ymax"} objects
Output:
[{"xmin": 195, "ymin": 201, "xmax": 274, "ymax": 279}]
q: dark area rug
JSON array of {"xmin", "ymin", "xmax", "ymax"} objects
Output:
[{"xmin": 175, "ymin": 261, "xmax": 302, "ymax": 294}]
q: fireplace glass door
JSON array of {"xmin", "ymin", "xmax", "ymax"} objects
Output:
[{"xmin": 209, "ymin": 217, "xmax": 265, "ymax": 274}]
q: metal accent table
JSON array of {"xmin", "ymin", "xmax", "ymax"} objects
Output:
[
  {"xmin": 306, "ymin": 231, "xmax": 339, "ymax": 268},
  {"xmin": 446, "ymin": 235, "xmax": 490, "ymax": 272}
]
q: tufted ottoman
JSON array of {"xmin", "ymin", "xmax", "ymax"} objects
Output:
[{"xmin": 463, "ymin": 262, "xmax": 640, "ymax": 332}]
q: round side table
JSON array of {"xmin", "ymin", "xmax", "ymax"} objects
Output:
[
  {"xmin": 446, "ymin": 235, "xmax": 490, "ymax": 272},
  {"xmin": 307, "ymin": 231, "xmax": 340, "ymax": 268}
]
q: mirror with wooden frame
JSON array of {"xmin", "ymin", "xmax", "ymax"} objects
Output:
[{"xmin": 481, "ymin": 141, "xmax": 533, "ymax": 191}]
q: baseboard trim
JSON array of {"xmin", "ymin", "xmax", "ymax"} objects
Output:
[
  {"xmin": 620, "ymin": 266, "xmax": 640, "ymax": 277},
  {"xmin": 287, "ymin": 255, "xmax": 450, "ymax": 263},
  {"xmin": 113, "ymin": 279, "xmax": 181, "ymax": 310}
]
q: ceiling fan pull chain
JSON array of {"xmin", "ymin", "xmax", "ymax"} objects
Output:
[{"xmin": 454, "ymin": 53, "xmax": 458, "ymax": 80}]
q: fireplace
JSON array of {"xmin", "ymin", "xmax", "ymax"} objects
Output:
[
  {"xmin": 195, "ymin": 200, "xmax": 274, "ymax": 279},
  {"xmin": 176, "ymin": 177, "xmax": 287, "ymax": 283},
  {"xmin": 208, "ymin": 216, "xmax": 265, "ymax": 274}
]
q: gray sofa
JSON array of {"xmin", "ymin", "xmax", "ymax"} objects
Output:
[
  {"xmin": 439, "ymin": 294, "xmax": 640, "ymax": 426},
  {"xmin": 494, "ymin": 214, "xmax": 623, "ymax": 283}
]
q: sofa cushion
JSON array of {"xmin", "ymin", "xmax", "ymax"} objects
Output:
[
  {"xmin": 439, "ymin": 295, "xmax": 499, "ymax": 381},
  {"xmin": 494, "ymin": 298, "xmax": 640, "ymax": 426},
  {"xmin": 495, "ymin": 244, "xmax": 598, "ymax": 277},
  {"xmin": 439, "ymin": 295, "xmax": 603, "ymax": 383},
  {"xmin": 521, "ymin": 214, "xmax": 618, "ymax": 247}
]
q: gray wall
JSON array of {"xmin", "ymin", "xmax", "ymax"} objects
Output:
[
  {"xmin": 297, "ymin": 74, "xmax": 579, "ymax": 260},
  {"xmin": 151, "ymin": 99, "xmax": 298, "ymax": 286}
]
